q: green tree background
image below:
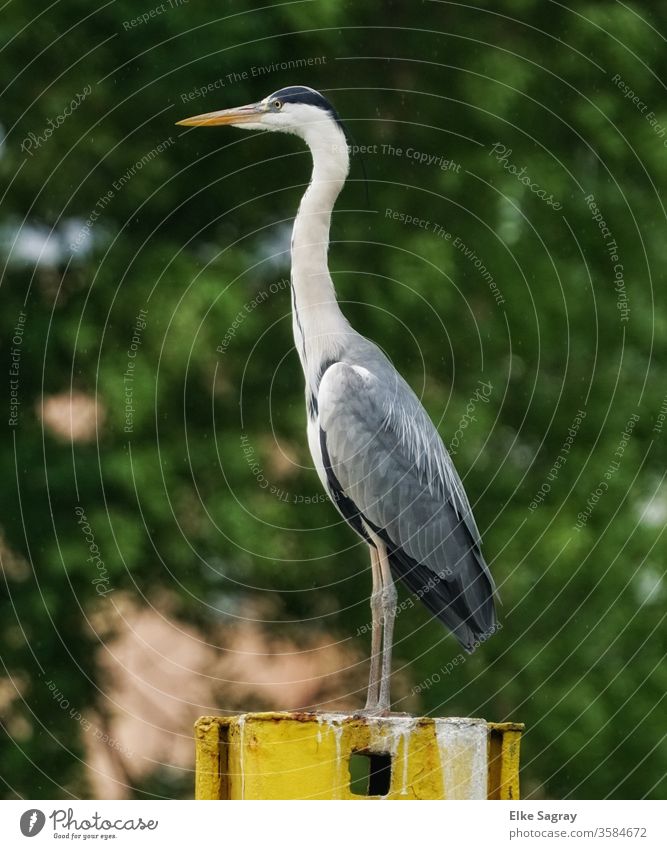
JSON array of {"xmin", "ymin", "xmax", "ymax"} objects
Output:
[{"xmin": 1, "ymin": 0, "xmax": 665, "ymax": 799}]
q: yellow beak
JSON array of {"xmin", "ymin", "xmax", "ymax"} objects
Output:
[{"xmin": 176, "ymin": 102, "xmax": 265, "ymax": 127}]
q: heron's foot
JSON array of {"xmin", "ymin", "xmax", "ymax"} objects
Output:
[
  {"xmin": 354, "ymin": 706, "xmax": 410, "ymax": 719},
  {"xmin": 354, "ymin": 707, "xmax": 390, "ymax": 719}
]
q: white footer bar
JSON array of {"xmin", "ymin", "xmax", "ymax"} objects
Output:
[{"xmin": 1, "ymin": 799, "xmax": 664, "ymax": 848}]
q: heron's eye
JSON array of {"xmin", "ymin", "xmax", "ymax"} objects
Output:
[{"xmin": 273, "ymin": 100, "xmax": 282, "ymax": 110}]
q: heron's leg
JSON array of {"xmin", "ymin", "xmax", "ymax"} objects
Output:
[
  {"xmin": 377, "ymin": 538, "xmax": 397, "ymax": 712},
  {"xmin": 364, "ymin": 544, "xmax": 382, "ymax": 711}
]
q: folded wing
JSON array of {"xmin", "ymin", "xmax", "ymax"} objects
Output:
[{"xmin": 318, "ymin": 361, "xmax": 497, "ymax": 651}]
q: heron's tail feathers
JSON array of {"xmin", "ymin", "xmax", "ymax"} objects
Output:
[{"xmin": 388, "ymin": 542, "xmax": 498, "ymax": 653}]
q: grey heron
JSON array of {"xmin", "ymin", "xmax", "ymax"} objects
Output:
[{"xmin": 177, "ymin": 86, "xmax": 498, "ymax": 712}]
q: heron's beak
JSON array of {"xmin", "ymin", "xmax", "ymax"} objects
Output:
[{"xmin": 176, "ymin": 102, "xmax": 265, "ymax": 127}]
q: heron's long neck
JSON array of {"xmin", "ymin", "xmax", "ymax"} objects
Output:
[{"xmin": 291, "ymin": 122, "xmax": 350, "ymax": 377}]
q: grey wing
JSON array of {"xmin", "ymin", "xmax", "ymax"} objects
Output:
[{"xmin": 318, "ymin": 361, "xmax": 497, "ymax": 651}]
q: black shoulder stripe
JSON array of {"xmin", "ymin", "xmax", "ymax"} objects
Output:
[
  {"xmin": 317, "ymin": 357, "xmax": 338, "ymax": 386},
  {"xmin": 308, "ymin": 358, "xmax": 339, "ymax": 421}
]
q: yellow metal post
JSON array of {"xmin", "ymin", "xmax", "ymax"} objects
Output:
[{"xmin": 195, "ymin": 712, "xmax": 523, "ymax": 800}]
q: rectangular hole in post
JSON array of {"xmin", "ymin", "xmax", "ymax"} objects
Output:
[{"xmin": 349, "ymin": 750, "xmax": 392, "ymax": 797}]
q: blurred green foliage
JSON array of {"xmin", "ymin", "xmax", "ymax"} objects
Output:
[{"xmin": 1, "ymin": 0, "xmax": 666, "ymax": 799}]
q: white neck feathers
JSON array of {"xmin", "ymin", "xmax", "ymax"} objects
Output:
[{"xmin": 290, "ymin": 119, "xmax": 350, "ymax": 373}]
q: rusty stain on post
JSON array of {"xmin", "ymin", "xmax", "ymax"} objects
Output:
[{"xmin": 194, "ymin": 712, "xmax": 523, "ymax": 800}]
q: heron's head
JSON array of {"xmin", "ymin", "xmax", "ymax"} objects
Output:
[{"xmin": 176, "ymin": 85, "xmax": 345, "ymax": 145}]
